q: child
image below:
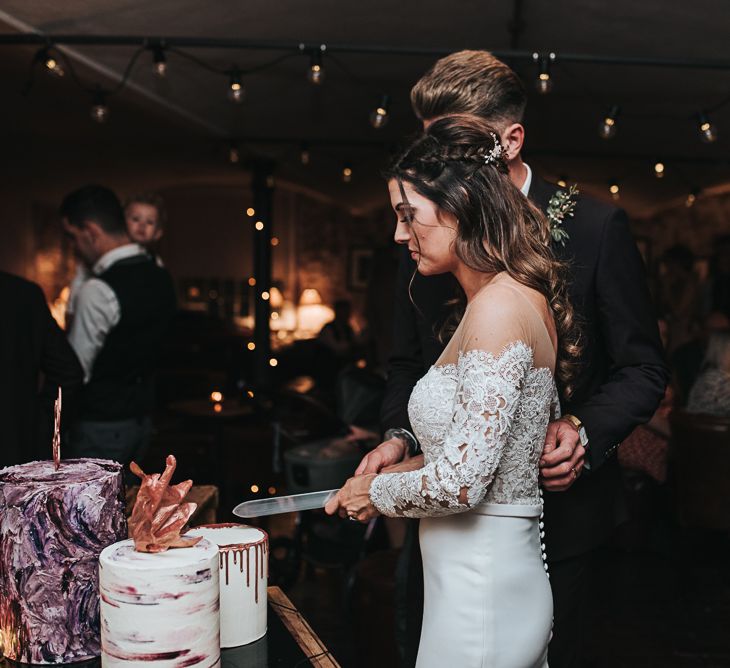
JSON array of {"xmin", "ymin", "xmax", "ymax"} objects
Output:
[{"xmin": 125, "ymin": 192, "xmax": 166, "ymax": 263}]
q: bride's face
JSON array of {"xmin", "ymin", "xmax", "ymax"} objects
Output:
[{"xmin": 388, "ymin": 179, "xmax": 457, "ymax": 276}]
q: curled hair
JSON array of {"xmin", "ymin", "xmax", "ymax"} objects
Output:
[
  {"xmin": 124, "ymin": 192, "xmax": 167, "ymax": 229},
  {"xmin": 385, "ymin": 114, "xmax": 581, "ymax": 397}
]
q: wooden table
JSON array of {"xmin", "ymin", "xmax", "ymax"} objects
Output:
[{"xmin": 0, "ymin": 586, "xmax": 339, "ymax": 668}]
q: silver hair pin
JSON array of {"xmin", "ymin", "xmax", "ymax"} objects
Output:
[{"xmin": 483, "ymin": 132, "xmax": 505, "ymax": 165}]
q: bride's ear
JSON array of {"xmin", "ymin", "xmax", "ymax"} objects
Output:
[{"xmin": 500, "ymin": 123, "xmax": 525, "ymax": 161}]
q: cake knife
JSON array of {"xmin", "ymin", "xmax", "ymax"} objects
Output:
[{"xmin": 232, "ymin": 489, "xmax": 338, "ymax": 518}]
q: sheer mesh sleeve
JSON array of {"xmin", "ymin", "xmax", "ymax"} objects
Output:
[{"xmin": 369, "ymin": 285, "xmax": 548, "ymax": 518}]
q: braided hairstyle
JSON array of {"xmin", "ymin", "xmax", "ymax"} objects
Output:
[{"xmin": 384, "ymin": 113, "xmax": 581, "ymax": 397}]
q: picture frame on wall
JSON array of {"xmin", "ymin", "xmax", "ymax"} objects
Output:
[{"xmin": 348, "ymin": 247, "xmax": 374, "ymax": 291}]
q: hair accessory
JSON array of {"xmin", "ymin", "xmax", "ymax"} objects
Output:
[{"xmin": 482, "ymin": 132, "xmax": 505, "ymax": 165}]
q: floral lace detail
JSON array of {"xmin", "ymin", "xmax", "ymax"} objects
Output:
[{"xmin": 370, "ymin": 342, "xmax": 559, "ymax": 518}]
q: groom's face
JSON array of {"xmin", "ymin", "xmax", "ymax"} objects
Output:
[{"xmin": 388, "ymin": 179, "xmax": 457, "ymax": 276}]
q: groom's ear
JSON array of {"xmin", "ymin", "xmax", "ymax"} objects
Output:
[{"xmin": 500, "ymin": 123, "xmax": 525, "ymax": 161}]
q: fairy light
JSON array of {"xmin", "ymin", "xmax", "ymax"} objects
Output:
[
  {"xmin": 557, "ymin": 176, "xmax": 568, "ymax": 188},
  {"xmin": 609, "ymin": 181, "xmax": 620, "ymax": 200},
  {"xmin": 599, "ymin": 105, "xmax": 620, "ymax": 140},
  {"xmin": 246, "ymin": 207, "xmax": 255, "ymax": 217},
  {"xmin": 307, "ymin": 48, "xmax": 324, "ymax": 84},
  {"xmin": 213, "ymin": 403, "xmax": 223, "ymax": 413},
  {"xmin": 654, "ymin": 162, "xmax": 665, "ymax": 178},
  {"xmin": 300, "ymin": 142, "xmax": 311, "ymax": 165},
  {"xmin": 268, "ymin": 486, "xmax": 277, "ymax": 495},
  {"xmin": 686, "ymin": 188, "xmax": 700, "ymax": 207},
  {"xmin": 228, "ymin": 143, "xmax": 240, "ymax": 164},
  {"xmin": 152, "ymin": 46, "xmax": 167, "ymax": 78},
  {"xmin": 343, "ymin": 164, "xmax": 353, "ymax": 183},
  {"xmin": 261, "ymin": 291, "xmax": 270, "ymax": 301},
  {"xmin": 271, "ymin": 237, "xmax": 279, "ymax": 246},
  {"xmin": 228, "ymin": 70, "xmax": 244, "ymax": 103},
  {"xmin": 250, "ymin": 484, "xmax": 259, "ymax": 493},
  {"xmin": 532, "ymin": 52, "xmax": 555, "ymax": 94},
  {"xmin": 269, "ymin": 358, "xmax": 278, "ymax": 367},
  {"xmin": 40, "ymin": 49, "xmax": 64, "ymax": 77},
  {"xmin": 247, "ymin": 390, "xmax": 255, "ymax": 398},
  {"xmin": 248, "ymin": 277, "xmax": 256, "ymax": 287},
  {"xmin": 90, "ymin": 90, "xmax": 110, "ymax": 123},
  {"xmin": 255, "ymin": 221, "xmax": 264, "ymax": 231},
  {"xmin": 370, "ymin": 94, "xmax": 390, "ymax": 129},
  {"xmin": 247, "ymin": 342, "xmax": 256, "ymax": 351},
  {"xmin": 698, "ymin": 112, "xmax": 718, "ymax": 143},
  {"xmin": 210, "ymin": 391, "xmax": 223, "ymax": 402}
]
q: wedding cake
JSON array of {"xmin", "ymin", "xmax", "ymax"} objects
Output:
[
  {"xmin": 99, "ymin": 538, "xmax": 220, "ymax": 666},
  {"xmin": 99, "ymin": 455, "xmax": 221, "ymax": 667},
  {"xmin": 0, "ymin": 458, "xmax": 127, "ymax": 664},
  {"xmin": 188, "ymin": 523, "xmax": 268, "ymax": 647}
]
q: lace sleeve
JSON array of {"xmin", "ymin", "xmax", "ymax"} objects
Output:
[{"xmin": 369, "ymin": 343, "xmax": 533, "ymax": 518}]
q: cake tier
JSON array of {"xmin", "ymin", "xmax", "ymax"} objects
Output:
[
  {"xmin": 188, "ymin": 524, "xmax": 268, "ymax": 648},
  {"xmin": 0, "ymin": 458, "xmax": 127, "ymax": 664},
  {"xmin": 99, "ymin": 537, "xmax": 220, "ymax": 667}
]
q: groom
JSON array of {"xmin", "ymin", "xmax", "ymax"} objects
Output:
[{"xmin": 355, "ymin": 51, "xmax": 669, "ymax": 667}]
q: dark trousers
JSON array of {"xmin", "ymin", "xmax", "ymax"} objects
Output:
[{"xmin": 395, "ymin": 519, "xmax": 594, "ymax": 668}]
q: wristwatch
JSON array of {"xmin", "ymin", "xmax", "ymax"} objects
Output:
[
  {"xmin": 383, "ymin": 428, "xmax": 420, "ymax": 456},
  {"xmin": 562, "ymin": 414, "xmax": 589, "ymax": 448}
]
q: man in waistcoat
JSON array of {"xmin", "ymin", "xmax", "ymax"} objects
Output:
[{"xmin": 61, "ymin": 185, "xmax": 176, "ymax": 466}]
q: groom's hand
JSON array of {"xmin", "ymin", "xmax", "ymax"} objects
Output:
[
  {"xmin": 354, "ymin": 438, "xmax": 407, "ymax": 476},
  {"xmin": 539, "ymin": 419, "xmax": 585, "ymax": 492}
]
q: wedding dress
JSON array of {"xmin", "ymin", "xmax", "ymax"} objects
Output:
[{"xmin": 370, "ymin": 279, "xmax": 558, "ymax": 668}]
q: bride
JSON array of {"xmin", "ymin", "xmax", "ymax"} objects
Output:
[{"xmin": 325, "ymin": 114, "xmax": 580, "ymax": 668}]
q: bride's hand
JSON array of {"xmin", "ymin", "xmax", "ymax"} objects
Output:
[
  {"xmin": 324, "ymin": 474, "xmax": 380, "ymax": 522},
  {"xmin": 382, "ymin": 453, "xmax": 425, "ymax": 474}
]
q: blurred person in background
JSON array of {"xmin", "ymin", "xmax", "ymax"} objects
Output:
[
  {"xmin": 60, "ymin": 185, "xmax": 176, "ymax": 467},
  {"xmin": 0, "ymin": 271, "xmax": 83, "ymax": 468},
  {"xmin": 686, "ymin": 330, "xmax": 730, "ymax": 417}
]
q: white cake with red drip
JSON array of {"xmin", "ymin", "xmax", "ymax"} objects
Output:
[{"xmin": 188, "ymin": 523, "xmax": 268, "ymax": 647}]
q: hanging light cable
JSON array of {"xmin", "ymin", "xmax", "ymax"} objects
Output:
[
  {"xmin": 532, "ymin": 52, "xmax": 555, "ymax": 94},
  {"xmin": 599, "ymin": 105, "xmax": 620, "ymax": 140},
  {"xmin": 369, "ymin": 94, "xmax": 391, "ymax": 129}
]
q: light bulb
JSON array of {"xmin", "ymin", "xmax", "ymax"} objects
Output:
[
  {"xmin": 557, "ymin": 176, "xmax": 568, "ymax": 188},
  {"xmin": 533, "ymin": 53, "xmax": 555, "ymax": 94},
  {"xmin": 370, "ymin": 94, "xmax": 391, "ymax": 129},
  {"xmin": 90, "ymin": 91, "xmax": 109, "ymax": 123},
  {"xmin": 698, "ymin": 112, "xmax": 718, "ymax": 143},
  {"xmin": 43, "ymin": 50, "xmax": 64, "ymax": 78},
  {"xmin": 152, "ymin": 47, "xmax": 167, "ymax": 78},
  {"xmin": 228, "ymin": 71, "xmax": 244, "ymax": 103},
  {"xmin": 654, "ymin": 162, "xmax": 665, "ymax": 178},
  {"xmin": 300, "ymin": 143, "xmax": 311, "ymax": 165},
  {"xmin": 609, "ymin": 182, "xmax": 620, "ymax": 200},
  {"xmin": 229, "ymin": 145, "xmax": 240, "ymax": 164},
  {"xmin": 307, "ymin": 50, "xmax": 324, "ymax": 85},
  {"xmin": 599, "ymin": 105, "xmax": 620, "ymax": 140},
  {"xmin": 343, "ymin": 165, "xmax": 353, "ymax": 183}
]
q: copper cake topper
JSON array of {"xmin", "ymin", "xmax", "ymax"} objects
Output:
[
  {"xmin": 128, "ymin": 455, "xmax": 202, "ymax": 553},
  {"xmin": 52, "ymin": 387, "xmax": 62, "ymax": 471}
]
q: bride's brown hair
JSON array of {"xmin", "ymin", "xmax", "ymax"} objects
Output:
[{"xmin": 385, "ymin": 114, "xmax": 581, "ymax": 397}]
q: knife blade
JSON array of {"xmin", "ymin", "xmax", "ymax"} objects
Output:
[{"xmin": 232, "ymin": 489, "xmax": 339, "ymax": 518}]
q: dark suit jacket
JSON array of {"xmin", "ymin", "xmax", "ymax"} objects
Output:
[
  {"xmin": 381, "ymin": 174, "xmax": 669, "ymax": 561},
  {"xmin": 0, "ymin": 272, "xmax": 84, "ymax": 468}
]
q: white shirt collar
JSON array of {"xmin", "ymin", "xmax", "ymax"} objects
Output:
[
  {"xmin": 519, "ymin": 162, "xmax": 533, "ymax": 197},
  {"xmin": 93, "ymin": 243, "xmax": 147, "ymax": 275}
]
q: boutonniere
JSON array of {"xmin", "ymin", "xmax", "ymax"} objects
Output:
[{"xmin": 546, "ymin": 184, "xmax": 579, "ymax": 246}]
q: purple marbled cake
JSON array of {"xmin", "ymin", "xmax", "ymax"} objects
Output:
[{"xmin": 0, "ymin": 458, "xmax": 127, "ymax": 664}]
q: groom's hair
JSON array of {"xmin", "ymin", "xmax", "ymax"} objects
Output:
[
  {"xmin": 411, "ymin": 50, "xmax": 527, "ymax": 128},
  {"xmin": 60, "ymin": 184, "xmax": 126, "ymax": 235}
]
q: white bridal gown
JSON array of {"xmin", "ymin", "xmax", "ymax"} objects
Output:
[{"xmin": 370, "ymin": 279, "xmax": 558, "ymax": 668}]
